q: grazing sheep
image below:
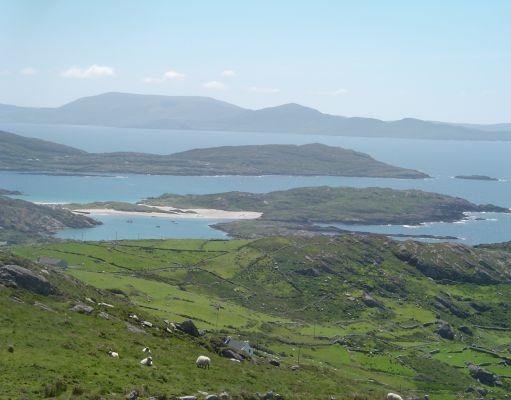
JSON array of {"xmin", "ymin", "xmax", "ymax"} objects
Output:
[
  {"xmin": 142, "ymin": 346, "xmax": 151, "ymax": 353},
  {"xmin": 140, "ymin": 356, "xmax": 153, "ymax": 366},
  {"xmin": 196, "ymin": 355, "xmax": 211, "ymax": 369},
  {"xmin": 107, "ymin": 350, "xmax": 119, "ymax": 358},
  {"xmin": 387, "ymin": 393, "xmax": 403, "ymax": 400}
]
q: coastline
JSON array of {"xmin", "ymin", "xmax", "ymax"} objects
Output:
[{"xmin": 71, "ymin": 206, "xmax": 262, "ymax": 220}]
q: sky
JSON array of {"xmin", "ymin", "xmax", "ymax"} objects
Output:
[{"xmin": 0, "ymin": 0, "xmax": 510, "ymax": 123}]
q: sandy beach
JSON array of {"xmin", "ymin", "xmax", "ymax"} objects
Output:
[{"xmin": 72, "ymin": 205, "xmax": 262, "ymax": 220}]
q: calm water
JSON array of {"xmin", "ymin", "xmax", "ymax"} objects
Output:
[{"xmin": 1, "ymin": 123, "xmax": 511, "ymax": 244}]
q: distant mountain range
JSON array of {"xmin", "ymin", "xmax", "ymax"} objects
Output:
[
  {"xmin": 1, "ymin": 92, "xmax": 510, "ymax": 140},
  {"xmin": 0, "ymin": 130, "xmax": 428, "ymax": 178}
]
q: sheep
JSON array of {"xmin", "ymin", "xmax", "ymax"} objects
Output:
[
  {"xmin": 140, "ymin": 356, "xmax": 153, "ymax": 366},
  {"xmin": 107, "ymin": 350, "xmax": 119, "ymax": 358},
  {"xmin": 196, "ymin": 355, "xmax": 211, "ymax": 369},
  {"xmin": 142, "ymin": 346, "xmax": 151, "ymax": 353},
  {"xmin": 386, "ymin": 393, "xmax": 403, "ymax": 400}
]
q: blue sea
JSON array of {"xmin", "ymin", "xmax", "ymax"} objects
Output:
[{"xmin": 1, "ymin": 122, "xmax": 510, "ymax": 244}]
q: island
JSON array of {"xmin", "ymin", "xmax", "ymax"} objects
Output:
[
  {"xmin": 64, "ymin": 186, "xmax": 509, "ymax": 239},
  {"xmin": 0, "ymin": 130, "xmax": 429, "ymax": 178},
  {"xmin": 0, "ymin": 188, "xmax": 22, "ymax": 195},
  {"xmin": 454, "ymin": 175, "xmax": 499, "ymax": 181}
]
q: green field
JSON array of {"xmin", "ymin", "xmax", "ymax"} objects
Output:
[{"xmin": 5, "ymin": 236, "xmax": 510, "ymax": 399}]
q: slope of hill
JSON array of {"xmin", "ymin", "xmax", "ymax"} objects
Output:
[
  {"xmin": 9, "ymin": 236, "xmax": 511, "ymax": 399},
  {"xmin": 0, "ymin": 131, "xmax": 428, "ymax": 178},
  {"xmin": 1, "ymin": 92, "xmax": 510, "ymax": 140},
  {"xmin": 0, "ymin": 195, "xmax": 100, "ymax": 243}
]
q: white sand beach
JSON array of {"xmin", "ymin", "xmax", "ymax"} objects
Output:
[{"xmin": 72, "ymin": 205, "xmax": 262, "ymax": 220}]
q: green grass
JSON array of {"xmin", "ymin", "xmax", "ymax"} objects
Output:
[{"xmin": 8, "ymin": 236, "xmax": 511, "ymax": 399}]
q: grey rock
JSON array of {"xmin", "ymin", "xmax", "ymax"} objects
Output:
[
  {"xmin": 71, "ymin": 303, "xmax": 94, "ymax": 315},
  {"xmin": 362, "ymin": 292, "xmax": 383, "ymax": 308},
  {"xmin": 437, "ymin": 322, "xmax": 455, "ymax": 340},
  {"xmin": 467, "ymin": 363, "xmax": 501, "ymax": 386},
  {"xmin": 220, "ymin": 349, "xmax": 243, "ymax": 361},
  {"xmin": 177, "ymin": 319, "xmax": 200, "ymax": 337},
  {"xmin": 126, "ymin": 390, "xmax": 139, "ymax": 400},
  {"xmin": 269, "ymin": 359, "xmax": 280, "ymax": 367},
  {"xmin": 125, "ymin": 322, "xmax": 147, "ymax": 335},
  {"xmin": 0, "ymin": 265, "xmax": 55, "ymax": 295},
  {"xmin": 98, "ymin": 311, "xmax": 111, "ymax": 320},
  {"xmin": 7, "ymin": 345, "xmax": 14, "ymax": 353},
  {"xmin": 205, "ymin": 395, "xmax": 219, "ymax": 400}
]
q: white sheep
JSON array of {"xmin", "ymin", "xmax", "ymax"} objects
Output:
[
  {"xmin": 107, "ymin": 350, "xmax": 119, "ymax": 358},
  {"xmin": 142, "ymin": 346, "xmax": 151, "ymax": 353},
  {"xmin": 140, "ymin": 356, "xmax": 153, "ymax": 366},
  {"xmin": 387, "ymin": 393, "xmax": 403, "ymax": 400},
  {"xmin": 196, "ymin": 355, "xmax": 211, "ymax": 369}
]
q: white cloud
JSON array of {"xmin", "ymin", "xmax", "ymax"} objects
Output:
[
  {"xmin": 143, "ymin": 69, "xmax": 186, "ymax": 84},
  {"xmin": 163, "ymin": 69, "xmax": 186, "ymax": 80},
  {"xmin": 221, "ymin": 69, "xmax": 236, "ymax": 77},
  {"xmin": 203, "ymin": 80, "xmax": 226, "ymax": 90},
  {"xmin": 317, "ymin": 88, "xmax": 349, "ymax": 96},
  {"xmin": 248, "ymin": 86, "xmax": 280, "ymax": 94},
  {"xmin": 20, "ymin": 67, "xmax": 37, "ymax": 76},
  {"xmin": 61, "ymin": 64, "xmax": 115, "ymax": 79}
]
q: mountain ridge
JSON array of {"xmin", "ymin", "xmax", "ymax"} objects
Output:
[{"xmin": 1, "ymin": 92, "xmax": 510, "ymax": 140}]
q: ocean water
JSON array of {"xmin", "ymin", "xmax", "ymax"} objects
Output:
[{"xmin": 1, "ymin": 123, "xmax": 511, "ymax": 244}]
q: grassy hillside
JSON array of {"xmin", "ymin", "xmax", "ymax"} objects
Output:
[
  {"xmin": 0, "ymin": 131, "xmax": 427, "ymax": 178},
  {"xmin": 144, "ymin": 187, "xmax": 509, "ymax": 237},
  {"xmin": 10, "ymin": 236, "xmax": 511, "ymax": 399}
]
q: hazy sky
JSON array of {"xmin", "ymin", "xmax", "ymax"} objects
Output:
[{"xmin": 0, "ymin": 0, "xmax": 509, "ymax": 123}]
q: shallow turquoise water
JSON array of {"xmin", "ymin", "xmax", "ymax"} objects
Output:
[{"xmin": 1, "ymin": 123, "xmax": 510, "ymax": 243}]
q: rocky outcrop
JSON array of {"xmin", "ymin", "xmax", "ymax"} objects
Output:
[
  {"xmin": 437, "ymin": 322, "xmax": 455, "ymax": 340},
  {"xmin": 362, "ymin": 292, "xmax": 384, "ymax": 308},
  {"xmin": 0, "ymin": 264, "xmax": 55, "ymax": 295},
  {"xmin": 467, "ymin": 363, "xmax": 502, "ymax": 386},
  {"xmin": 177, "ymin": 319, "xmax": 200, "ymax": 337},
  {"xmin": 71, "ymin": 303, "xmax": 94, "ymax": 315}
]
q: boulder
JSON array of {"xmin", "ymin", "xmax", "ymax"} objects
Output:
[
  {"xmin": 126, "ymin": 390, "xmax": 139, "ymax": 400},
  {"xmin": 71, "ymin": 303, "xmax": 94, "ymax": 315},
  {"xmin": 362, "ymin": 292, "xmax": 383, "ymax": 308},
  {"xmin": 459, "ymin": 325, "xmax": 473, "ymax": 335},
  {"xmin": 269, "ymin": 359, "xmax": 280, "ymax": 367},
  {"xmin": 7, "ymin": 345, "xmax": 14, "ymax": 353},
  {"xmin": 467, "ymin": 363, "xmax": 501, "ymax": 386},
  {"xmin": 220, "ymin": 349, "xmax": 244, "ymax": 361},
  {"xmin": 125, "ymin": 322, "xmax": 147, "ymax": 335},
  {"xmin": 0, "ymin": 265, "xmax": 55, "ymax": 295},
  {"xmin": 177, "ymin": 319, "xmax": 200, "ymax": 337},
  {"xmin": 437, "ymin": 322, "xmax": 455, "ymax": 340},
  {"xmin": 205, "ymin": 395, "xmax": 219, "ymax": 400}
]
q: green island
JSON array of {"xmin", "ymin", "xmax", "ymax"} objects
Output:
[
  {"xmin": 0, "ymin": 131, "xmax": 428, "ymax": 178},
  {"xmin": 143, "ymin": 186, "xmax": 509, "ymax": 238},
  {"xmin": 1, "ymin": 235, "xmax": 509, "ymax": 399}
]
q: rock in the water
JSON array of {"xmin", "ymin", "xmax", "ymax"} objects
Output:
[
  {"xmin": 71, "ymin": 303, "xmax": 94, "ymax": 315},
  {"xmin": 177, "ymin": 319, "xmax": 200, "ymax": 337},
  {"xmin": 437, "ymin": 322, "xmax": 455, "ymax": 340},
  {"xmin": 467, "ymin": 363, "xmax": 501, "ymax": 386},
  {"xmin": 0, "ymin": 265, "xmax": 55, "ymax": 295}
]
